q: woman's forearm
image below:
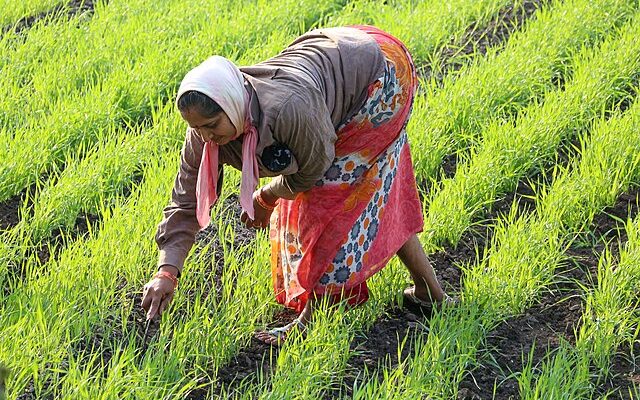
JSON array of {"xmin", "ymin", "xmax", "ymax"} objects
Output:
[{"xmin": 261, "ymin": 185, "xmax": 281, "ymax": 205}]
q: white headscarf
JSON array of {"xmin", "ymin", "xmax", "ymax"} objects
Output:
[{"xmin": 176, "ymin": 56, "xmax": 259, "ymax": 228}]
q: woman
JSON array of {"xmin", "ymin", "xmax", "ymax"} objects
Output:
[{"xmin": 141, "ymin": 25, "xmax": 453, "ymax": 346}]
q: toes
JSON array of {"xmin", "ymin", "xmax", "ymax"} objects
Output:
[{"xmin": 254, "ymin": 330, "xmax": 281, "ymax": 346}]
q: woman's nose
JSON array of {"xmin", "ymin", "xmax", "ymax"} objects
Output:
[{"xmin": 197, "ymin": 129, "xmax": 211, "ymax": 142}]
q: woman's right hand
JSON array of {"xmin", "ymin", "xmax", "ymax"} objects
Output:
[{"xmin": 141, "ymin": 265, "xmax": 179, "ymax": 320}]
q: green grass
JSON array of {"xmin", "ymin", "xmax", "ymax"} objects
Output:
[
  {"xmin": 408, "ymin": 0, "xmax": 637, "ymax": 182},
  {"xmin": 2, "ymin": 0, "xmax": 640, "ymax": 398},
  {"xmin": 0, "ymin": 0, "xmax": 69, "ymax": 28},
  {"xmin": 423, "ymin": 10, "xmax": 640, "ymax": 250}
]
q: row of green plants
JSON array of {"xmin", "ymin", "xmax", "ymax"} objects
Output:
[
  {"xmin": 4, "ymin": 1, "xmax": 640, "ymax": 399},
  {"xmin": 424, "ymin": 6, "xmax": 640, "ymax": 250},
  {"xmin": 518, "ymin": 219, "xmax": 640, "ymax": 399},
  {"xmin": 0, "ymin": 0, "xmax": 528, "ymax": 391},
  {"xmin": 0, "ymin": 0, "xmax": 344, "ymax": 204},
  {"xmin": 234, "ymin": 1, "xmax": 640, "ymax": 397},
  {"xmin": 349, "ymin": 14, "xmax": 640, "ymax": 398},
  {"xmin": 0, "ymin": 0, "xmax": 348, "ymax": 290},
  {"xmin": 0, "ymin": 100, "xmax": 175, "ymax": 292},
  {"xmin": 0, "ymin": 0, "xmax": 350, "ymax": 395},
  {"xmin": 409, "ymin": 0, "xmax": 637, "ymax": 184},
  {"xmin": 0, "ymin": 0, "xmax": 197, "ymax": 130},
  {"xmin": 0, "ymin": 0, "xmax": 520, "ymax": 289},
  {"xmin": 515, "ymin": 98, "xmax": 640, "ymax": 399},
  {"xmin": 0, "ymin": 0, "xmax": 68, "ymax": 28},
  {"xmin": 348, "ymin": 87, "xmax": 640, "ymax": 399}
]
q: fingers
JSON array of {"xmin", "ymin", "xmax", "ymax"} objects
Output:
[
  {"xmin": 158, "ymin": 292, "xmax": 174, "ymax": 316},
  {"xmin": 141, "ymin": 278, "xmax": 175, "ymax": 320},
  {"xmin": 240, "ymin": 211, "xmax": 248, "ymax": 224},
  {"xmin": 242, "ymin": 209, "xmax": 271, "ymax": 229},
  {"xmin": 141, "ymin": 284, "xmax": 152, "ymax": 311},
  {"xmin": 147, "ymin": 294, "xmax": 161, "ymax": 320}
]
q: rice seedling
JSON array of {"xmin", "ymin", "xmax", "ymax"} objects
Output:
[
  {"xmin": 423, "ymin": 11, "xmax": 640, "ymax": 250},
  {"xmin": 0, "ymin": 0, "xmax": 69, "ymax": 28},
  {"xmin": 2, "ymin": 0, "xmax": 640, "ymax": 398},
  {"xmin": 408, "ymin": 0, "xmax": 637, "ymax": 182}
]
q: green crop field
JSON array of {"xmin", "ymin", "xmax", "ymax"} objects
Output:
[{"xmin": 1, "ymin": 0, "xmax": 639, "ymax": 398}]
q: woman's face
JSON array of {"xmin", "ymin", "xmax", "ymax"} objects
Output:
[{"xmin": 181, "ymin": 107, "xmax": 237, "ymax": 145}]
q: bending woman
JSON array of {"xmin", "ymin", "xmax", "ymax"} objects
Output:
[{"xmin": 141, "ymin": 25, "xmax": 453, "ymax": 346}]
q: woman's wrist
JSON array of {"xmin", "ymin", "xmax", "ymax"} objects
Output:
[
  {"xmin": 155, "ymin": 270, "xmax": 178, "ymax": 289},
  {"xmin": 159, "ymin": 264, "xmax": 179, "ymax": 277},
  {"xmin": 259, "ymin": 186, "xmax": 279, "ymax": 207}
]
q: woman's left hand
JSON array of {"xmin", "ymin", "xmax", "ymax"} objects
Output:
[{"xmin": 241, "ymin": 188, "xmax": 276, "ymax": 229}]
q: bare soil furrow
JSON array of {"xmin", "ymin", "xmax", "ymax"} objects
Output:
[
  {"xmin": 422, "ymin": 0, "xmax": 546, "ymax": 84},
  {"xmin": 2, "ymin": 0, "xmax": 99, "ymax": 37},
  {"xmin": 458, "ymin": 187, "xmax": 640, "ymax": 399}
]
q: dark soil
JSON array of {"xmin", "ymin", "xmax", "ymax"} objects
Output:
[
  {"xmin": 326, "ymin": 306, "xmax": 422, "ymax": 399},
  {"xmin": 458, "ymin": 187, "xmax": 640, "ymax": 399},
  {"xmin": 1, "ymin": 211, "xmax": 100, "ymax": 299},
  {"xmin": 2, "ymin": 0, "xmax": 99, "ymax": 37},
  {"xmin": 421, "ymin": 0, "xmax": 546, "ymax": 85},
  {"xmin": 597, "ymin": 340, "xmax": 640, "ymax": 399},
  {"xmin": 0, "ymin": 194, "xmax": 23, "ymax": 231},
  {"xmin": 189, "ymin": 308, "xmax": 298, "ymax": 399},
  {"xmin": 189, "ymin": 194, "xmax": 257, "ymax": 304}
]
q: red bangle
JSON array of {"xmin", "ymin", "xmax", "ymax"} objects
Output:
[
  {"xmin": 255, "ymin": 188, "xmax": 278, "ymax": 211},
  {"xmin": 155, "ymin": 271, "xmax": 178, "ymax": 289}
]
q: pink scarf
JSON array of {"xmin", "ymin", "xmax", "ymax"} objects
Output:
[{"xmin": 176, "ymin": 56, "xmax": 259, "ymax": 229}]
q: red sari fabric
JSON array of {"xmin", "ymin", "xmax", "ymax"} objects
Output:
[{"xmin": 269, "ymin": 25, "xmax": 423, "ymax": 312}]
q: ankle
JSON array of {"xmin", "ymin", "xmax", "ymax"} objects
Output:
[{"xmin": 413, "ymin": 286, "xmax": 444, "ymax": 303}]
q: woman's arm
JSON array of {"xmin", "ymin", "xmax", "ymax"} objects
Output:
[
  {"xmin": 265, "ymin": 91, "xmax": 337, "ymax": 200},
  {"xmin": 155, "ymin": 128, "xmax": 212, "ymax": 277}
]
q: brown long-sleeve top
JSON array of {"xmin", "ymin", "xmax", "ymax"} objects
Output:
[{"xmin": 155, "ymin": 27, "xmax": 386, "ymax": 274}]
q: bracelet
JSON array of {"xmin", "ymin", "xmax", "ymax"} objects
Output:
[
  {"xmin": 155, "ymin": 271, "xmax": 178, "ymax": 289},
  {"xmin": 255, "ymin": 188, "xmax": 278, "ymax": 211}
]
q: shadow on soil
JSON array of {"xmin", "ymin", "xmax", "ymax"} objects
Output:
[
  {"xmin": 458, "ymin": 187, "xmax": 640, "ymax": 399},
  {"xmin": 2, "ymin": 0, "xmax": 100, "ymax": 37}
]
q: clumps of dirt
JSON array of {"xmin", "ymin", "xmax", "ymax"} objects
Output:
[
  {"xmin": 15, "ymin": 366, "xmax": 57, "ymax": 400},
  {"xmin": 0, "ymin": 193, "xmax": 23, "ymax": 231},
  {"xmin": 0, "ymin": 185, "xmax": 35, "ymax": 231},
  {"xmin": 596, "ymin": 340, "xmax": 640, "ymax": 399},
  {"xmin": 195, "ymin": 308, "xmax": 300, "ymax": 399},
  {"xmin": 33, "ymin": 213, "xmax": 101, "ymax": 264},
  {"xmin": 2, "ymin": 0, "xmax": 99, "ymax": 37},
  {"xmin": 425, "ymin": 175, "xmax": 538, "ymax": 295},
  {"xmin": 326, "ymin": 307, "xmax": 422, "ymax": 399},
  {"xmin": 188, "ymin": 194, "xmax": 257, "ymax": 304},
  {"xmin": 1, "ymin": 211, "xmax": 100, "ymax": 300},
  {"xmin": 458, "ymin": 264, "xmax": 587, "ymax": 399},
  {"xmin": 15, "ymin": 279, "xmax": 151, "ymax": 399},
  {"xmin": 458, "ymin": 187, "xmax": 640, "ymax": 399},
  {"xmin": 422, "ymin": 0, "xmax": 546, "ymax": 84}
]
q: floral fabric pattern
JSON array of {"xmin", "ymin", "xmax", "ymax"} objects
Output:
[{"xmin": 269, "ymin": 25, "xmax": 424, "ymax": 312}]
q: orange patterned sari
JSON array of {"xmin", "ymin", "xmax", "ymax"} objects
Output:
[{"xmin": 269, "ymin": 25, "xmax": 423, "ymax": 312}]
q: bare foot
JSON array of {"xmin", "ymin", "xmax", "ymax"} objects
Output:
[
  {"xmin": 403, "ymin": 286, "xmax": 457, "ymax": 310},
  {"xmin": 254, "ymin": 319, "xmax": 306, "ymax": 347}
]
